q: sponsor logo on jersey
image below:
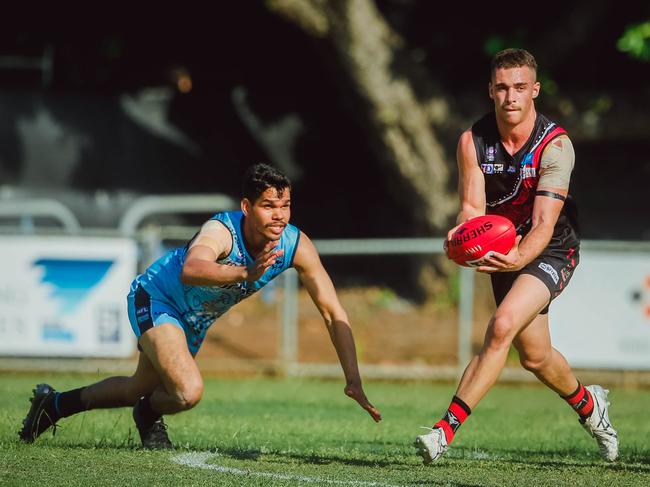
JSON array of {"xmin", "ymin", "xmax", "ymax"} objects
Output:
[
  {"xmin": 486, "ymin": 146, "xmax": 496, "ymax": 162},
  {"xmin": 135, "ymin": 305, "xmax": 150, "ymax": 324},
  {"xmin": 538, "ymin": 262, "xmax": 559, "ymax": 284},
  {"xmin": 507, "ymin": 165, "xmax": 516, "ymax": 173},
  {"xmin": 494, "ymin": 163, "xmax": 504, "ymax": 173},
  {"xmin": 481, "ymin": 163, "xmax": 494, "ymax": 174}
]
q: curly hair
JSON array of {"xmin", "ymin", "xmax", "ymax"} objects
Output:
[{"xmin": 241, "ymin": 163, "xmax": 292, "ymax": 202}]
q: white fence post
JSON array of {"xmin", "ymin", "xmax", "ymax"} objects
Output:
[
  {"xmin": 281, "ymin": 268, "xmax": 299, "ymax": 372},
  {"xmin": 457, "ymin": 266, "xmax": 475, "ymax": 374}
]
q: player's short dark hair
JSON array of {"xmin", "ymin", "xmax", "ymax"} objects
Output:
[
  {"xmin": 490, "ymin": 48, "xmax": 537, "ymax": 79},
  {"xmin": 242, "ymin": 163, "xmax": 291, "ymax": 202}
]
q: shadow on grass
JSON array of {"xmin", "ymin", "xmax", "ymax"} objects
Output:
[
  {"xmin": 212, "ymin": 445, "xmax": 403, "ymax": 468},
  {"xmin": 18, "ymin": 436, "xmax": 650, "ymax": 475},
  {"xmin": 181, "ymin": 443, "xmax": 650, "ymax": 474},
  {"xmin": 461, "ymin": 446, "xmax": 650, "ymax": 474}
]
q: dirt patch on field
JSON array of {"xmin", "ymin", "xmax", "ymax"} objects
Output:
[{"xmin": 195, "ymin": 274, "xmax": 496, "ymax": 371}]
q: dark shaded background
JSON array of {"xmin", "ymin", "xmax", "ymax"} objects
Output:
[{"xmin": 0, "ymin": 2, "xmax": 648, "ymax": 242}]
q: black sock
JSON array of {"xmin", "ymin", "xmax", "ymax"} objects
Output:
[
  {"xmin": 137, "ymin": 395, "xmax": 161, "ymax": 425},
  {"xmin": 54, "ymin": 388, "xmax": 88, "ymax": 418}
]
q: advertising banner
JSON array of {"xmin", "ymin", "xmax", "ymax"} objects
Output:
[
  {"xmin": 0, "ymin": 236, "xmax": 137, "ymax": 357},
  {"xmin": 551, "ymin": 249, "xmax": 650, "ymax": 369}
]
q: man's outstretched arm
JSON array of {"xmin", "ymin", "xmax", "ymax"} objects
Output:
[{"xmin": 292, "ymin": 232, "xmax": 382, "ymax": 422}]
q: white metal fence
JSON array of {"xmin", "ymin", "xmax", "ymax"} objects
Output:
[{"xmin": 2, "ymin": 195, "xmax": 649, "ymax": 378}]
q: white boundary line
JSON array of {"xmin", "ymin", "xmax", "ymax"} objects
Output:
[{"xmin": 171, "ymin": 451, "xmax": 406, "ymax": 487}]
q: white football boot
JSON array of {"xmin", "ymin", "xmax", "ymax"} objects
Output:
[
  {"xmin": 581, "ymin": 385, "xmax": 618, "ymax": 462},
  {"xmin": 414, "ymin": 427, "xmax": 448, "ymax": 464}
]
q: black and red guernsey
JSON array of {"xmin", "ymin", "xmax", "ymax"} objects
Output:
[{"xmin": 471, "ymin": 111, "xmax": 579, "ymax": 242}]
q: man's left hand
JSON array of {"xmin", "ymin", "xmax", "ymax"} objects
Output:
[
  {"xmin": 477, "ymin": 235, "xmax": 524, "ymax": 273},
  {"xmin": 344, "ymin": 383, "xmax": 382, "ymax": 422}
]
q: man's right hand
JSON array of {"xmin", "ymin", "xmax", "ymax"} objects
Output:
[{"xmin": 245, "ymin": 241, "xmax": 284, "ymax": 281}]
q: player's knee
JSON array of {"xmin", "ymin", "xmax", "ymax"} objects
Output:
[
  {"xmin": 519, "ymin": 353, "xmax": 550, "ymax": 373},
  {"xmin": 487, "ymin": 313, "xmax": 516, "ymax": 349},
  {"xmin": 173, "ymin": 382, "xmax": 204, "ymax": 410}
]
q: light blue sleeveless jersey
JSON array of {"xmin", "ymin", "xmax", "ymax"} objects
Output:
[{"xmin": 130, "ymin": 211, "xmax": 300, "ymax": 344}]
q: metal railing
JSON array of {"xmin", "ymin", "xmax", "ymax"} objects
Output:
[
  {"xmin": 2, "ymin": 195, "xmax": 473, "ymax": 378},
  {"xmin": 0, "ymin": 198, "xmax": 82, "ymax": 234},
  {"xmin": 4, "ymin": 196, "xmax": 650, "ymax": 380},
  {"xmin": 278, "ymin": 240, "xmax": 475, "ymax": 380},
  {"xmin": 118, "ymin": 194, "xmax": 237, "ymax": 237},
  {"xmin": 117, "ymin": 193, "xmax": 237, "ymax": 269}
]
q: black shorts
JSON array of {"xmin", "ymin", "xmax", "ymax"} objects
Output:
[{"xmin": 490, "ymin": 225, "xmax": 579, "ymax": 315}]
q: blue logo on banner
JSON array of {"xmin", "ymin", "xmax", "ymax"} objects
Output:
[
  {"xmin": 41, "ymin": 324, "xmax": 75, "ymax": 342},
  {"xmin": 33, "ymin": 259, "xmax": 114, "ymax": 315}
]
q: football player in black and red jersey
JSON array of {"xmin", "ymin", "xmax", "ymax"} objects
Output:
[{"xmin": 415, "ymin": 48, "xmax": 618, "ymax": 463}]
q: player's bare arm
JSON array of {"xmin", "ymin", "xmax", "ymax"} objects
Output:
[
  {"xmin": 456, "ymin": 130, "xmax": 486, "ymax": 226},
  {"xmin": 181, "ymin": 220, "xmax": 283, "ymax": 285},
  {"xmin": 444, "ymin": 130, "xmax": 487, "ymax": 256},
  {"xmin": 479, "ymin": 135, "xmax": 574, "ymax": 273},
  {"xmin": 293, "ymin": 232, "xmax": 382, "ymax": 423}
]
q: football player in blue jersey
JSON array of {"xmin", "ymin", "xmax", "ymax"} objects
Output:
[{"xmin": 19, "ymin": 163, "xmax": 381, "ymax": 449}]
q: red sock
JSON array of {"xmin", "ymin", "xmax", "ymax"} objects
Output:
[
  {"xmin": 562, "ymin": 382, "xmax": 594, "ymax": 420},
  {"xmin": 434, "ymin": 396, "xmax": 471, "ymax": 444}
]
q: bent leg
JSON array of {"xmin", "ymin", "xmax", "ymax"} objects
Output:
[
  {"xmin": 513, "ymin": 313, "xmax": 578, "ymax": 396},
  {"xmin": 80, "ymin": 352, "xmax": 162, "ymax": 409},
  {"xmin": 514, "ymin": 305, "xmax": 619, "ymax": 460},
  {"xmin": 52, "ymin": 323, "xmax": 202, "ymax": 414},
  {"xmin": 456, "ymin": 274, "xmax": 550, "ymax": 408},
  {"xmin": 414, "ymin": 275, "xmax": 551, "ymax": 463},
  {"xmin": 138, "ymin": 323, "xmax": 204, "ymax": 414}
]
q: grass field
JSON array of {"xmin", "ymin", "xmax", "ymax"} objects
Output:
[{"xmin": 1, "ymin": 373, "xmax": 649, "ymax": 486}]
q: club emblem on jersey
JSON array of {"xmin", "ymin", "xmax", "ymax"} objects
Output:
[
  {"xmin": 486, "ymin": 146, "xmax": 496, "ymax": 162},
  {"xmin": 520, "ymin": 153, "xmax": 536, "ymax": 179}
]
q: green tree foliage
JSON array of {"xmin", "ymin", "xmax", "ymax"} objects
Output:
[{"xmin": 617, "ymin": 21, "xmax": 650, "ymax": 61}]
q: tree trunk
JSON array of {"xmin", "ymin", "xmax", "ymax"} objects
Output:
[{"xmin": 267, "ymin": 0, "xmax": 456, "ymax": 231}]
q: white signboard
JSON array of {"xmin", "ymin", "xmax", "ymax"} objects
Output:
[
  {"xmin": 0, "ymin": 236, "xmax": 137, "ymax": 357},
  {"xmin": 551, "ymin": 249, "xmax": 650, "ymax": 369}
]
